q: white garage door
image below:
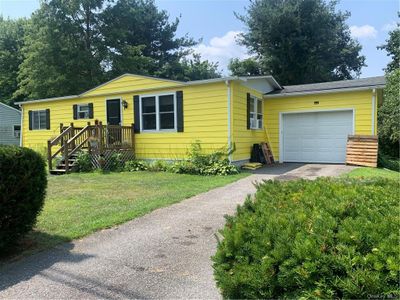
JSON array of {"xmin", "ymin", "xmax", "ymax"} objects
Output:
[{"xmin": 282, "ymin": 110, "xmax": 353, "ymax": 163}]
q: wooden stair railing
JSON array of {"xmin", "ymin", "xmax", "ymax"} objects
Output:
[
  {"xmin": 47, "ymin": 125, "xmax": 73, "ymax": 171},
  {"xmin": 47, "ymin": 123, "xmax": 92, "ymax": 173},
  {"xmin": 48, "ymin": 121, "xmax": 136, "ymax": 174}
]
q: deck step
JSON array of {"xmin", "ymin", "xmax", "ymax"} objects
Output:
[{"xmin": 49, "ymin": 169, "xmax": 67, "ymax": 175}]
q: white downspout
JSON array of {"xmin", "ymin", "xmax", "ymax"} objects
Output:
[
  {"xmin": 371, "ymin": 88, "xmax": 376, "ymax": 135},
  {"xmin": 225, "ymin": 80, "xmax": 232, "ymax": 162},
  {"xmin": 19, "ymin": 105, "xmax": 23, "ymax": 147}
]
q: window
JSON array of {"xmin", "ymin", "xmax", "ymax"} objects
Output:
[
  {"xmin": 13, "ymin": 125, "xmax": 21, "ymax": 138},
  {"xmin": 77, "ymin": 104, "xmax": 90, "ymax": 119},
  {"xmin": 31, "ymin": 110, "xmax": 48, "ymax": 130},
  {"xmin": 250, "ymin": 95, "xmax": 263, "ymax": 129},
  {"xmin": 140, "ymin": 93, "xmax": 176, "ymax": 131}
]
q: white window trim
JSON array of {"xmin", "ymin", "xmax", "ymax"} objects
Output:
[
  {"xmin": 139, "ymin": 92, "xmax": 177, "ymax": 133},
  {"xmin": 76, "ymin": 103, "xmax": 90, "ymax": 119},
  {"xmin": 13, "ymin": 125, "xmax": 21, "ymax": 138},
  {"xmin": 31, "ymin": 109, "xmax": 47, "ymax": 130},
  {"xmin": 250, "ymin": 95, "xmax": 263, "ymax": 130}
]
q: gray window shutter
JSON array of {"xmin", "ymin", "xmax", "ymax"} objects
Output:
[
  {"xmin": 176, "ymin": 91, "xmax": 184, "ymax": 132},
  {"xmin": 88, "ymin": 103, "xmax": 94, "ymax": 118},
  {"xmin": 247, "ymin": 93, "xmax": 251, "ymax": 130},
  {"xmin": 133, "ymin": 95, "xmax": 140, "ymax": 133},
  {"xmin": 46, "ymin": 109, "xmax": 50, "ymax": 130},
  {"xmin": 73, "ymin": 104, "xmax": 78, "ymax": 120},
  {"xmin": 28, "ymin": 110, "xmax": 33, "ymax": 130}
]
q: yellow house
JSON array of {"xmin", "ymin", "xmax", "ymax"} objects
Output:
[{"xmin": 17, "ymin": 74, "xmax": 385, "ymax": 167}]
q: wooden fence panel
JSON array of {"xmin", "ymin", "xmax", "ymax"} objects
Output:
[{"xmin": 346, "ymin": 135, "xmax": 378, "ymax": 167}]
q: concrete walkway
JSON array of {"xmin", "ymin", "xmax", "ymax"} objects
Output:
[{"xmin": 0, "ymin": 164, "xmax": 353, "ymax": 299}]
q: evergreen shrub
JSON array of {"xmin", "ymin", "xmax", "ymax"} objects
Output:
[
  {"xmin": 0, "ymin": 146, "xmax": 47, "ymax": 252},
  {"xmin": 213, "ymin": 178, "xmax": 400, "ymax": 299}
]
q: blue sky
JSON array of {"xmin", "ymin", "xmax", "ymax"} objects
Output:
[{"xmin": 0, "ymin": 0, "xmax": 398, "ymax": 76}]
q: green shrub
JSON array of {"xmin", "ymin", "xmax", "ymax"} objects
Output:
[
  {"xmin": 213, "ymin": 178, "xmax": 400, "ymax": 299},
  {"xmin": 200, "ymin": 159, "xmax": 239, "ymax": 176},
  {"xmin": 74, "ymin": 151, "xmax": 93, "ymax": 172},
  {"xmin": 0, "ymin": 146, "xmax": 47, "ymax": 252},
  {"xmin": 148, "ymin": 160, "xmax": 169, "ymax": 172},
  {"xmin": 185, "ymin": 142, "xmax": 238, "ymax": 175},
  {"xmin": 107, "ymin": 152, "xmax": 124, "ymax": 172},
  {"xmin": 169, "ymin": 160, "xmax": 198, "ymax": 174},
  {"xmin": 124, "ymin": 159, "xmax": 148, "ymax": 171},
  {"xmin": 378, "ymin": 152, "xmax": 400, "ymax": 172}
]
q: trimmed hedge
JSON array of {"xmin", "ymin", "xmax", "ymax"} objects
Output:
[
  {"xmin": 213, "ymin": 178, "xmax": 400, "ymax": 299},
  {"xmin": 0, "ymin": 146, "xmax": 47, "ymax": 252}
]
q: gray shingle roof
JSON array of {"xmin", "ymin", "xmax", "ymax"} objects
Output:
[{"xmin": 266, "ymin": 76, "xmax": 386, "ymax": 96}]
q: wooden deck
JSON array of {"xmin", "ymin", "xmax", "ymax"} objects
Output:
[{"xmin": 48, "ymin": 121, "xmax": 135, "ymax": 173}]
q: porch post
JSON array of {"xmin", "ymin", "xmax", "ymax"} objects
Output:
[
  {"xmin": 47, "ymin": 140, "xmax": 52, "ymax": 171},
  {"xmin": 99, "ymin": 121, "xmax": 104, "ymax": 156},
  {"xmin": 131, "ymin": 123, "xmax": 135, "ymax": 152}
]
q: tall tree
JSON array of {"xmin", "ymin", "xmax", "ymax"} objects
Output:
[
  {"xmin": 228, "ymin": 57, "xmax": 263, "ymax": 76},
  {"xmin": 378, "ymin": 19, "xmax": 399, "ymax": 73},
  {"xmin": 377, "ymin": 21, "xmax": 400, "ymax": 157},
  {"xmin": 100, "ymin": 0, "xmax": 196, "ymax": 79},
  {"xmin": 168, "ymin": 53, "xmax": 221, "ymax": 81},
  {"xmin": 0, "ymin": 17, "xmax": 27, "ymax": 106},
  {"xmin": 16, "ymin": 0, "xmax": 106, "ymax": 100},
  {"xmin": 378, "ymin": 69, "xmax": 399, "ymax": 157},
  {"xmin": 236, "ymin": 0, "xmax": 365, "ymax": 85}
]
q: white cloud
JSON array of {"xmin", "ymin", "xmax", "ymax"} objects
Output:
[
  {"xmin": 381, "ymin": 21, "xmax": 398, "ymax": 32},
  {"xmin": 350, "ymin": 25, "xmax": 378, "ymax": 39},
  {"xmin": 193, "ymin": 31, "xmax": 249, "ymax": 74}
]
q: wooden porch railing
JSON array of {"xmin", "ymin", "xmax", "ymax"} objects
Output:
[{"xmin": 47, "ymin": 121, "xmax": 135, "ymax": 171}]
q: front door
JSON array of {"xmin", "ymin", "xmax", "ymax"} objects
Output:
[
  {"xmin": 106, "ymin": 99, "xmax": 121, "ymax": 145},
  {"xmin": 106, "ymin": 99, "xmax": 121, "ymax": 125}
]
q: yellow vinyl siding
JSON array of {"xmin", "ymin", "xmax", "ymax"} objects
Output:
[
  {"xmin": 135, "ymin": 82, "xmax": 228, "ymax": 159},
  {"xmin": 264, "ymin": 90, "xmax": 375, "ymax": 161},
  {"xmin": 21, "ymin": 80, "xmax": 229, "ymax": 159},
  {"xmin": 231, "ymin": 82, "xmax": 266, "ymax": 161},
  {"xmin": 83, "ymin": 74, "xmax": 184, "ymax": 97}
]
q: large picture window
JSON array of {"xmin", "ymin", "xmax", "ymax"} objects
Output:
[
  {"xmin": 140, "ymin": 93, "xmax": 176, "ymax": 131},
  {"xmin": 250, "ymin": 95, "xmax": 263, "ymax": 129},
  {"xmin": 31, "ymin": 110, "xmax": 48, "ymax": 130}
]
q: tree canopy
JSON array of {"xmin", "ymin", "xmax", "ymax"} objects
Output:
[
  {"xmin": 228, "ymin": 58, "xmax": 263, "ymax": 77},
  {"xmin": 233, "ymin": 0, "xmax": 366, "ymax": 85},
  {"xmin": 0, "ymin": 0, "xmax": 220, "ymax": 104},
  {"xmin": 377, "ymin": 20, "xmax": 400, "ymax": 157},
  {"xmin": 378, "ymin": 19, "xmax": 400, "ymax": 73},
  {"xmin": 0, "ymin": 17, "xmax": 27, "ymax": 105}
]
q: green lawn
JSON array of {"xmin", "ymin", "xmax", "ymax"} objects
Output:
[
  {"xmin": 345, "ymin": 167, "xmax": 400, "ymax": 180},
  {"xmin": 15, "ymin": 171, "xmax": 248, "ymax": 257}
]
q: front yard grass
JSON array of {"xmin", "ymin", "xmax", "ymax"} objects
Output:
[
  {"xmin": 12, "ymin": 171, "xmax": 248, "ymax": 258},
  {"xmin": 345, "ymin": 167, "xmax": 399, "ymax": 180}
]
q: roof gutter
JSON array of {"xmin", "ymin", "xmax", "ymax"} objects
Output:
[{"xmin": 264, "ymin": 85, "xmax": 386, "ymax": 99}]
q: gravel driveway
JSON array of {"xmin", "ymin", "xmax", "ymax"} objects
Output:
[{"xmin": 0, "ymin": 164, "xmax": 353, "ymax": 299}]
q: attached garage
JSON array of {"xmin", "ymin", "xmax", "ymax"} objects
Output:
[{"xmin": 280, "ymin": 110, "xmax": 353, "ymax": 163}]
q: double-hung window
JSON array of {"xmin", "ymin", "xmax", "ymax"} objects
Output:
[
  {"xmin": 31, "ymin": 110, "xmax": 48, "ymax": 130},
  {"xmin": 13, "ymin": 125, "xmax": 21, "ymax": 138},
  {"xmin": 77, "ymin": 104, "xmax": 90, "ymax": 119},
  {"xmin": 249, "ymin": 95, "xmax": 263, "ymax": 129},
  {"xmin": 140, "ymin": 93, "xmax": 176, "ymax": 132}
]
